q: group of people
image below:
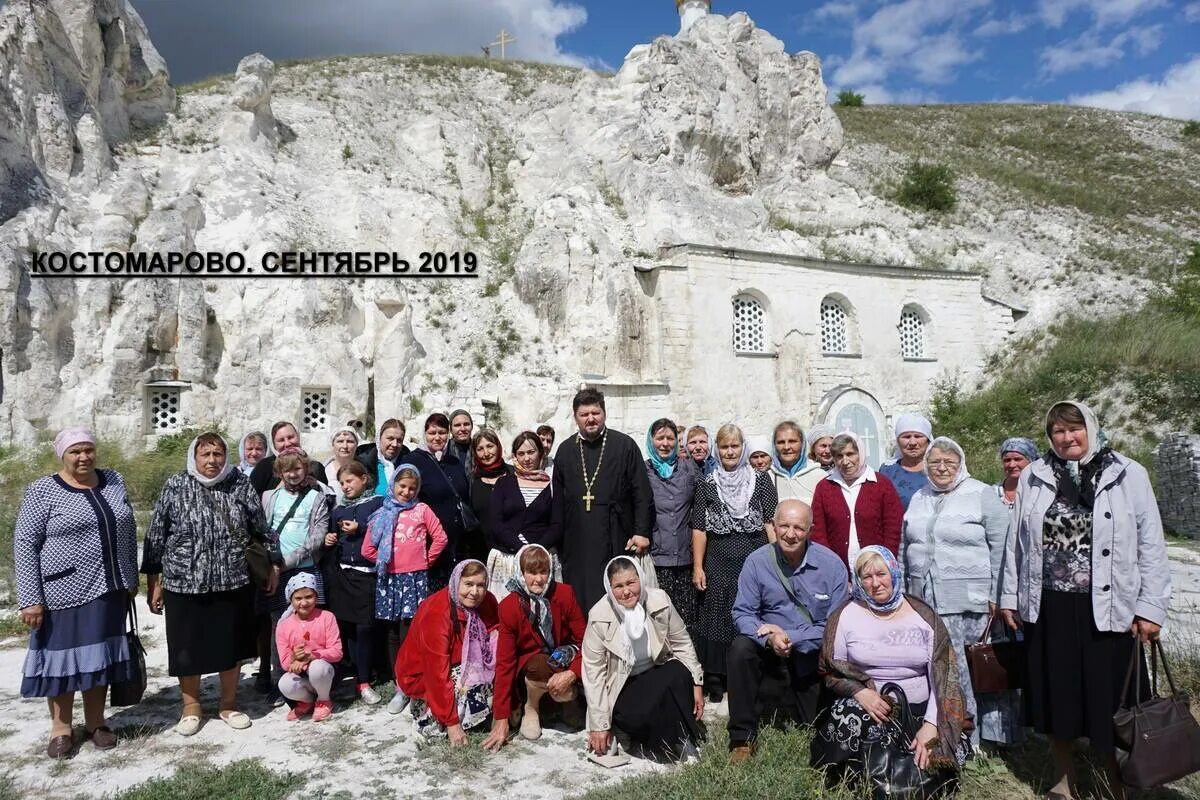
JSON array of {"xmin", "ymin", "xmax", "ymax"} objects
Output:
[{"xmin": 13, "ymin": 390, "xmax": 1172, "ymax": 800}]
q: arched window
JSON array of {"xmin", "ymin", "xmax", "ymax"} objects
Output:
[
  {"xmin": 899, "ymin": 307, "xmax": 927, "ymax": 359},
  {"xmin": 820, "ymin": 297, "xmax": 850, "ymax": 354},
  {"xmin": 732, "ymin": 294, "xmax": 766, "ymax": 353}
]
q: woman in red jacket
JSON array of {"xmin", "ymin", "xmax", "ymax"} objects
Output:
[
  {"xmin": 810, "ymin": 432, "xmax": 903, "ymax": 573},
  {"xmin": 483, "ymin": 544, "xmax": 586, "ymax": 751},
  {"xmin": 395, "ymin": 559, "xmax": 503, "ymax": 747}
]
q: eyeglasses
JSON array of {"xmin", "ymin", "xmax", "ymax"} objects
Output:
[{"xmin": 928, "ymin": 460, "xmax": 960, "ymax": 469}]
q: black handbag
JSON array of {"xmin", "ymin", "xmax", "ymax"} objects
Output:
[
  {"xmin": 811, "ymin": 683, "xmax": 957, "ymax": 800},
  {"xmin": 110, "ymin": 597, "xmax": 147, "ymax": 707},
  {"xmin": 964, "ymin": 610, "xmax": 1025, "ymax": 694},
  {"xmin": 1113, "ymin": 639, "xmax": 1200, "ymax": 789}
]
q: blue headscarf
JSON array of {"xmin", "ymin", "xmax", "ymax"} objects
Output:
[
  {"xmin": 687, "ymin": 426, "xmax": 718, "ymax": 476},
  {"xmin": 770, "ymin": 423, "xmax": 810, "ymax": 478},
  {"xmin": 365, "ymin": 464, "xmax": 423, "ymax": 578},
  {"xmin": 998, "ymin": 437, "xmax": 1038, "ymax": 464},
  {"xmin": 645, "ymin": 423, "xmax": 678, "ymax": 480},
  {"xmin": 850, "ymin": 545, "xmax": 904, "ymax": 614}
]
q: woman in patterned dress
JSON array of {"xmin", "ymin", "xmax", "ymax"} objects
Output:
[
  {"xmin": 1000, "ymin": 401, "xmax": 1170, "ymax": 800},
  {"xmin": 690, "ymin": 423, "xmax": 778, "ymax": 702},
  {"xmin": 16, "ymin": 428, "xmax": 140, "ymax": 758}
]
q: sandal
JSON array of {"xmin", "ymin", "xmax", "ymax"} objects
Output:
[
  {"xmin": 86, "ymin": 725, "xmax": 118, "ymax": 750},
  {"xmin": 218, "ymin": 710, "xmax": 251, "ymax": 730},
  {"xmin": 46, "ymin": 733, "xmax": 74, "ymax": 759},
  {"xmin": 175, "ymin": 715, "xmax": 202, "ymax": 737}
]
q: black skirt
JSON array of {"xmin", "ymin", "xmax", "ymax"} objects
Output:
[
  {"xmin": 696, "ymin": 531, "xmax": 767, "ymax": 676},
  {"xmin": 164, "ymin": 585, "xmax": 257, "ymax": 677},
  {"xmin": 324, "ymin": 564, "xmax": 377, "ymax": 626},
  {"xmin": 1024, "ymin": 590, "xmax": 1146, "ymax": 756},
  {"xmin": 612, "ymin": 659, "xmax": 703, "ymax": 760}
]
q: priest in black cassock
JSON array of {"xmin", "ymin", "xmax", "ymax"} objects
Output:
[{"xmin": 551, "ymin": 387, "xmax": 654, "ymax": 613}]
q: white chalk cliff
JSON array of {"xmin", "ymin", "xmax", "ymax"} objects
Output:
[{"xmin": 0, "ymin": 1, "xmax": 1177, "ymax": 448}]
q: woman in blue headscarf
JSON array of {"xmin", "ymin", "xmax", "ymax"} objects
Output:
[
  {"xmin": 769, "ymin": 420, "xmax": 826, "ymax": 504},
  {"xmin": 994, "ymin": 437, "xmax": 1038, "ymax": 510},
  {"xmin": 644, "ymin": 418, "xmax": 700, "ymax": 643},
  {"xmin": 815, "ymin": 545, "xmax": 973, "ymax": 779}
]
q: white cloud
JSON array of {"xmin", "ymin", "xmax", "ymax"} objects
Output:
[
  {"xmin": 973, "ymin": 13, "xmax": 1035, "ymax": 36},
  {"xmin": 1039, "ymin": 24, "xmax": 1163, "ymax": 77},
  {"xmin": 1067, "ymin": 55, "xmax": 1200, "ymax": 119},
  {"xmin": 829, "ymin": 0, "xmax": 989, "ymax": 91},
  {"xmin": 1037, "ymin": 0, "xmax": 1168, "ymax": 29},
  {"xmin": 813, "ymin": 1, "xmax": 859, "ymax": 22},
  {"xmin": 1183, "ymin": 2, "xmax": 1200, "ymax": 22}
]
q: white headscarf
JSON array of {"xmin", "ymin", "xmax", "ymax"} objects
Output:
[
  {"xmin": 603, "ymin": 555, "xmax": 648, "ymax": 654},
  {"xmin": 713, "ymin": 425, "xmax": 756, "ymax": 519},
  {"xmin": 829, "ymin": 430, "xmax": 875, "ymax": 486},
  {"xmin": 237, "ymin": 431, "xmax": 267, "ymax": 475},
  {"xmin": 925, "ymin": 436, "xmax": 971, "ymax": 493},
  {"xmin": 187, "ymin": 435, "xmax": 235, "ymax": 488},
  {"xmin": 1044, "ymin": 400, "xmax": 1103, "ymax": 466}
]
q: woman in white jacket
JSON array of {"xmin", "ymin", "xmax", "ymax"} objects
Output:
[
  {"xmin": 902, "ymin": 436, "xmax": 1012, "ymax": 746},
  {"xmin": 1000, "ymin": 401, "xmax": 1170, "ymax": 800},
  {"xmin": 582, "ymin": 556, "xmax": 704, "ymax": 762}
]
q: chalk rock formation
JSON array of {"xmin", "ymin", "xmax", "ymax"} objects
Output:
[
  {"xmin": 223, "ymin": 53, "xmax": 282, "ymax": 148},
  {"xmin": 0, "ymin": 0, "xmax": 174, "ymax": 221}
]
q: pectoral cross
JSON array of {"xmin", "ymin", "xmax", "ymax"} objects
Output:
[{"xmin": 583, "ymin": 491, "xmax": 594, "ymax": 512}]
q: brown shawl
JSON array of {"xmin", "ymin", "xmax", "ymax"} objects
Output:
[{"xmin": 818, "ymin": 595, "xmax": 973, "ymax": 768}]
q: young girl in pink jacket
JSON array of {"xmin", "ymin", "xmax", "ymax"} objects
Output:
[
  {"xmin": 275, "ymin": 573, "xmax": 343, "ymax": 722},
  {"xmin": 362, "ymin": 464, "xmax": 448, "ymax": 714}
]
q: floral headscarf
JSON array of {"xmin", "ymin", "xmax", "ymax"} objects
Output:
[
  {"xmin": 713, "ymin": 425, "xmax": 755, "ymax": 519},
  {"xmin": 450, "ymin": 559, "xmax": 495, "ymax": 688},
  {"xmin": 506, "ymin": 544, "xmax": 555, "ymax": 647},
  {"xmin": 851, "ymin": 545, "xmax": 904, "ymax": 614},
  {"xmin": 364, "ymin": 464, "xmax": 422, "ymax": 578}
]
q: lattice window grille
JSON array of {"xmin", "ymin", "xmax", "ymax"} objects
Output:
[
  {"xmin": 732, "ymin": 296, "xmax": 765, "ymax": 353},
  {"xmin": 820, "ymin": 299, "xmax": 849, "ymax": 354},
  {"xmin": 899, "ymin": 310, "xmax": 926, "ymax": 359},
  {"xmin": 301, "ymin": 388, "xmax": 331, "ymax": 433},
  {"xmin": 148, "ymin": 387, "xmax": 181, "ymax": 433}
]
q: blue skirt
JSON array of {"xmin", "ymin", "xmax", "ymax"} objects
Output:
[
  {"xmin": 375, "ymin": 571, "xmax": 428, "ymax": 621},
  {"xmin": 21, "ymin": 590, "xmax": 134, "ymax": 698}
]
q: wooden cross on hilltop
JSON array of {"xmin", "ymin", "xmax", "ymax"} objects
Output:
[{"xmin": 482, "ymin": 29, "xmax": 516, "ymax": 60}]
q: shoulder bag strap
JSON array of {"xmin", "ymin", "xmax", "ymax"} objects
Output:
[
  {"xmin": 975, "ymin": 609, "xmax": 998, "ymax": 646},
  {"xmin": 1152, "ymin": 638, "xmax": 1178, "ymax": 697},
  {"xmin": 769, "ymin": 544, "xmax": 814, "ymax": 626},
  {"xmin": 272, "ymin": 489, "xmax": 309, "ymax": 538},
  {"xmin": 1119, "ymin": 640, "xmax": 1147, "ymax": 708}
]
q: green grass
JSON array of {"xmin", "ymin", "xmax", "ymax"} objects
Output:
[
  {"xmin": 0, "ymin": 612, "xmax": 26, "ymax": 641},
  {"xmin": 107, "ymin": 760, "xmax": 303, "ymax": 800},
  {"xmin": 838, "ymin": 104, "xmax": 1200, "ymax": 268},
  {"xmin": 0, "ymin": 429, "xmax": 214, "ymax": 600},
  {"xmin": 930, "ymin": 306, "xmax": 1200, "ymax": 485},
  {"xmin": 572, "ymin": 713, "xmax": 1200, "ymax": 800}
]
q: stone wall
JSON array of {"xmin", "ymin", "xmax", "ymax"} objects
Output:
[{"xmin": 1155, "ymin": 433, "xmax": 1200, "ymax": 539}]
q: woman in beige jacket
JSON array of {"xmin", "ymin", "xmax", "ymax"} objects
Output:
[{"xmin": 583, "ymin": 556, "xmax": 705, "ymax": 761}]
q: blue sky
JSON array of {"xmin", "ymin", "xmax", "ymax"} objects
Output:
[{"xmin": 127, "ymin": 0, "xmax": 1199, "ymax": 119}]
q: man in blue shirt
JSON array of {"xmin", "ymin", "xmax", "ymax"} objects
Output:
[{"xmin": 727, "ymin": 499, "xmax": 849, "ymax": 763}]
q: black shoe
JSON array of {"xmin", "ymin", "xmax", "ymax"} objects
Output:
[{"xmin": 706, "ymin": 688, "xmax": 724, "ymax": 703}]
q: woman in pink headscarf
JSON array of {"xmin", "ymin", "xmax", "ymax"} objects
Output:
[
  {"xmin": 394, "ymin": 559, "xmax": 505, "ymax": 747},
  {"xmin": 14, "ymin": 428, "xmax": 139, "ymax": 759}
]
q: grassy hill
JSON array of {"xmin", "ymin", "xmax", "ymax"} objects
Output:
[{"xmin": 837, "ymin": 104, "xmax": 1200, "ymax": 485}]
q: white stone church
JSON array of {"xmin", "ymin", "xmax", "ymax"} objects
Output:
[{"xmin": 591, "ymin": 243, "xmax": 1022, "ymax": 467}]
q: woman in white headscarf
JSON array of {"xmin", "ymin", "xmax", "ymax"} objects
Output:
[
  {"xmin": 323, "ymin": 426, "xmax": 363, "ymax": 503},
  {"xmin": 143, "ymin": 432, "xmax": 280, "ymax": 737},
  {"xmin": 237, "ymin": 431, "xmax": 268, "ymax": 475},
  {"xmin": 901, "ymin": 436, "xmax": 1012, "ymax": 746},
  {"xmin": 582, "ymin": 555, "xmax": 704, "ymax": 762},
  {"xmin": 689, "ymin": 423, "xmax": 778, "ymax": 702},
  {"xmin": 1000, "ymin": 402, "xmax": 1170, "ymax": 800}
]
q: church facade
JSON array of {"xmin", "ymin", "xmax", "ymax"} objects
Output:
[{"xmin": 589, "ymin": 243, "xmax": 1023, "ymax": 467}]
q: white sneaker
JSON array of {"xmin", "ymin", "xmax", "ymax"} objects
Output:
[
  {"xmin": 387, "ymin": 688, "xmax": 410, "ymax": 715},
  {"xmin": 359, "ymin": 685, "xmax": 382, "ymax": 706}
]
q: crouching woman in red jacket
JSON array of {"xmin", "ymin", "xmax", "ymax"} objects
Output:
[
  {"xmin": 483, "ymin": 544, "xmax": 587, "ymax": 751},
  {"xmin": 395, "ymin": 559, "xmax": 503, "ymax": 747},
  {"xmin": 810, "ymin": 432, "xmax": 904, "ymax": 574}
]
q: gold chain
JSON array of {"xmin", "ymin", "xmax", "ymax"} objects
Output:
[{"xmin": 579, "ymin": 430, "xmax": 608, "ymax": 511}]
